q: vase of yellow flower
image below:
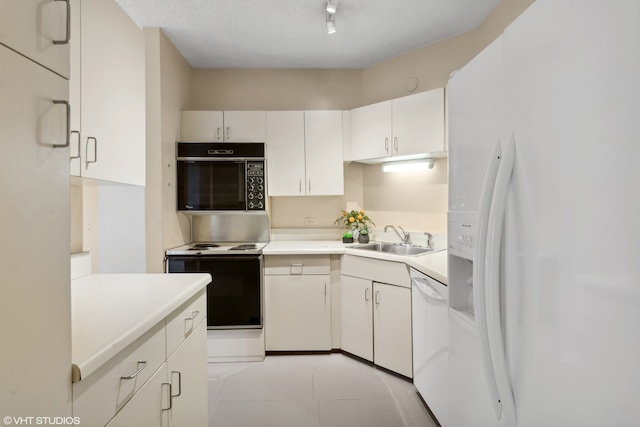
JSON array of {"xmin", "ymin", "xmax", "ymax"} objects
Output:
[{"xmin": 334, "ymin": 209, "xmax": 375, "ymax": 243}]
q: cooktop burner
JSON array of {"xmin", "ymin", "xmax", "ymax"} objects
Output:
[
  {"xmin": 189, "ymin": 243, "xmax": 221, "ymax": 250},
  {"xmin": 229, "ymin": 244, "xmax": 258, "ymax": 251}
]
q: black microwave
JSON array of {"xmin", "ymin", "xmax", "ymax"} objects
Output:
[{"xmin": 176, "ymin": 142, "xmax": 266, "ymax": 211}]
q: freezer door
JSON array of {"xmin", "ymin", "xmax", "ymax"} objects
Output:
[{"xmin": 501, "ymin": 0, "xmax": 640, "ymax": 426}]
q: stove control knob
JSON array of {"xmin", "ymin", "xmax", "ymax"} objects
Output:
[
  {"xmin": 257, "ymin": 178, "xmax": 264, "ymax": 185},
  {"xmin": 258, "ymin": 202, "xmax": 264, "ymax": 209},
  {"xmin": 248, "ymin": 193, "xmax": 255, "ymax": 200},
  {"xmin": 258, "ymin": 185, "xmax": 264, "ymax": 192},
  {"xmin": 257, "ymin": 193, "xmax": 264, "ymax": 200},
  {"xmin": 248, "ymin": 185, "xmax": 256, "ymax": 192}
]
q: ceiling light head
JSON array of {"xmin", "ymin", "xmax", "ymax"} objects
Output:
[
  {"xmin": 326, "ymin": 14, "xmax": 336, "ymax": 34},
  {"xmin": 326, "ymin": 0, "xmax": 338, "ymax": 14}
]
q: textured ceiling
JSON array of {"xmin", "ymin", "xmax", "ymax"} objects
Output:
[{"xmin": 115, "ymin": 0, "xmax": 500, "ymax": 69}]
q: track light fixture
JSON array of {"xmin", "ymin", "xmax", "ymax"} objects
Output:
[{"xmin": 326, "ymin": 1, "xmax": 338, "ymax": 34}]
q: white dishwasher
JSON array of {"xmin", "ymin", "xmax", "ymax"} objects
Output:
[{"xmin": 411, "ymin": 268, "xmax": 449, "ymax": 426}]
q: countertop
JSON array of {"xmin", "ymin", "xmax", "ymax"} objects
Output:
[
  {"xmin": 263, "ymin": 240, "xmax": 448, "ymax": 285},
  {"xmin": 71, "ymin": 273, "xmax": 211, "ymax": 382}
]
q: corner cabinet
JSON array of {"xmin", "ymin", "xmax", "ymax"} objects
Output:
[
  {"xmin": 70, "ymin": 0, "xmax": 146, "ymax": 185},
  {"xmin": 266, "ymin": 111, "xmax": 344, "ymax": 196},
  {"xmin": 264, "ymin": 255, "xmax": 332, "ymax": 351},
  {"xmin": 340, "ymin": 255, "xmax": 413, "ymax": 378},
  {"xmin": 348, "ymin": 88, "xmax": 445, "ymax": 162},
  {"xmin": 180, "ymin": 110, "xmax": 267, "ymax": 142}
]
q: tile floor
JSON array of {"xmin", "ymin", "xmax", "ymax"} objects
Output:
[{"xmin": 207, "ymin": 353, "xmax": 439, "ymax": 427}]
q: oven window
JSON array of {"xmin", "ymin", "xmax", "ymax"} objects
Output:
[
  {"xmin": 167, "ymin": 256, "xmax": 262, "ymax": 329},
  {"xmin": 177, "ymin": 161, "xmax": 246, "ymax": 210}
]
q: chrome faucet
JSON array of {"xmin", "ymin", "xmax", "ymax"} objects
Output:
[
  {"xmin": 424, "ymin": 232, "xmax": 434, "ymax": 249},
  {"xmin": 384, "ymin": 225, "xmax": 411, "ymax": 244}
]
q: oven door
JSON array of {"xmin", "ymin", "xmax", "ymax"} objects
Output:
[
  {"xmin": 167, "ymin": 255, "xmax": 263, "ymax": 329},
  {"xmin": 177, "ymin": 160, "xmax": 246, "ymax": 211}
]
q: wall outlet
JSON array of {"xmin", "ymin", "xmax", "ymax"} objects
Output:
[{"xmin": 304, "ymin": 217, "xmax": 317, "ymax": 226}]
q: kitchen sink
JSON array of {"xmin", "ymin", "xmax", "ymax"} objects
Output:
[{"xmin": 351, "ymin": 242, "xmax": 434, "ymax": 256}]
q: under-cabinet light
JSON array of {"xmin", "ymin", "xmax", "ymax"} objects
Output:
[{"xmin": 381, "ymin": 158, "xmax": 435, "ymax": 173}]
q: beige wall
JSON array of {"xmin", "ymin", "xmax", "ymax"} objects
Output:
[
  {"xmin": 191, "ymin": 69, "xmax": 362, "ymax": 111},
  {"xmin": 159, "ymin": 30, "xmax": 194, "ymax": 252},
  {"xmin": 360, "ymin": 0, "xmax": 535, "ymax": 104}
]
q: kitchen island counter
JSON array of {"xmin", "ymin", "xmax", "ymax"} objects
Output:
[{"xmin": 71, "ymin": 273, "xmax": 211, "ymax": 382}]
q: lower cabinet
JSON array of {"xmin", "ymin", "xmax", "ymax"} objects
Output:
[
  {"xmin": 105, "ymin": 363, "xmax": 168, "ymax": 427},
  {"xmin": 340, "ymin": 274, "xmax": 413, "ymax": 378},
  {"xmin": 264, "ymin": 255, "xmax": 331, "ymax": 351},
  {"xmin": 166, "ymin": 321, "xmax": 209, "ymax": 426},
  {"xmin": 73, "ymin": 289, "xmax": 208, "ymax": 426}
]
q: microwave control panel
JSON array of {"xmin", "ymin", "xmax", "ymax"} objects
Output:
[{"xmin": 247, "ymin": 161, "xmax": 266, "ymax": 210}]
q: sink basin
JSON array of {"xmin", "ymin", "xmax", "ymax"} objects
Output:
[{"xmin": 351, "ymin": 242, "xmax": 434, "ymax": 256}]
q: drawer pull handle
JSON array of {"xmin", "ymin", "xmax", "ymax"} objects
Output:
[
  {"xmin": 52, "ymin": 100, "xmax": 70, "ymax": 148},
  {"xmin": 53, "ymin": 0, "xmax": 71, "ymax": 45},
  {"xmin": 375, "ymin": 290, "xmax": 380, "ymax": 305},
  {"xmin": 120, "ymin": 360, "xmax": 148, "ymax": 380},
  {"xmin": 171, "ymin": 370, "xmax": 182, "ymax": 397},
  {"xmin": 364, "ymin": 288, "xmax": 370, "ymax": 301},
  {"xmin": 161, "ymin": 382, "xmax": 173, "ymax": 411},
  {"xmin": 185, "ymin": 310, "xmax": 200, "ymax": 321}
]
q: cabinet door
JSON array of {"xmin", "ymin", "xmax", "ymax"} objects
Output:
[
  {"xmin": 373, "ymin": 282, "xmax": 412, "ymax": 377},
  {"xmin": 349, "ymin": 100, "xmax": 391, "ymax": 160},
  {"xmin": 339, "ymin": 275, "xmax": 373, "ymax": 361},
  {"xmin": 0, "ymin": 0, "xmax": 70, "ymax": 78},
  {"xmin": 105, "ymin": 363, "xmax": 168, "ymax": 427},
  {"xmin": 265, "ymin": 274, "xmax": 331, "ymax": 351},
  {"xmin": 180, "ymin": 111, "xmax": 224, "ymax": 141},
  {"xmin": 265, "ymin": 111, "xmax": 306, "ymax": 196},
  {"xmin": 0, "ymin": 43, "xmax": 71, "ymax": 418},
  {"xmin": 166, "ymin": 321, "xmax": 208, "ymax": 427},
  {"xmin": 80, "ymin": 0, "xmax": 146, "ymax": 185},
  {"xmin": 392, "ymin": 88, "xmax": 445, "ymax": 157},
  {"xmin": 69, "ymin": 0, "xmax": 81, "ymax": 176},
  {"xmin": 304, "ymin": 111, "xmax": 344, "ymax": 195},
  {"xmin": 223, "ymin": 111, "xmax": 266, "ymax": 142}
]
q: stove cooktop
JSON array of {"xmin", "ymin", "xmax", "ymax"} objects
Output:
[{"xmin": 166, "ymin": 242, "xmax": 267, "ymax": 256}]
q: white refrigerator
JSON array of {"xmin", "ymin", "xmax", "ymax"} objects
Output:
[{"xmin": 447, "ymin": 1, "xmax": 640, "ymax": 426}]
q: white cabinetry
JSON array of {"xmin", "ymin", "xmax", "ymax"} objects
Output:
[
  {"xmin": 348, "ymin": 88, "xmax": 445, "ymax": 162},
  {"xmin": 0, "ymin": 16, "xmax": 71, "ymax": 416},
  {"xmin": 340, "ymin": 275, "xmax": 374, "ymax": 361},
  {"xmin": 72, "ymin": 289, "xmax": 207, "ymax": 426},
  {"xmin": 0, "ymin": 0, "xmax": 71, "ymax": 78},
  {"xmin": 74, "ymin": 0, "xmax": 145, "ymax": 185},
  {"xmin": 266, "ymin": 111, "xmax": 344, "ymax": 196},
  {"xmin": 181, "ymin": 110, "xmax": 266, "ymax": 142},
  {"xmin": 372, "ymin": 282, "xmax": 412, "ymax": 378},
  {"xmin": 264, "ymin": 255, "xmax": 332, "ymax": 351},
  {"xmin": 340, "ymin": 255, "xmax": 413, "ymax": 378}
]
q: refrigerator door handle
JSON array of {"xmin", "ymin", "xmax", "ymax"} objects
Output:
[
  {"xmin": 473, "ymin": 139, "xmax": 503, "ymax": 420},
  {"xmin": 485, "ymin": 134, "xmax": 517, "ymax": 427}
]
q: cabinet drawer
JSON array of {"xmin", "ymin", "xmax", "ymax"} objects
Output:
[
  {"xmin": 73, "ymin": 321, "xmax": 166, "ymax": 427},
  {"xmin": 166, "ymin": 288, "xmax": 207, "ymax": 358},
  {"xmin": 264, "ymin": 255, "xmax": 330, "ymax": 275},
  {"xmin": 341, "ymin": 254, "xmax": 411, "ymax": 288}
]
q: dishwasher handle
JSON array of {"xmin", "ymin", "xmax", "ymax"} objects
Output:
[{"xmin": 412, "ymin": 277, "xmax": 445, "ymax": 302}]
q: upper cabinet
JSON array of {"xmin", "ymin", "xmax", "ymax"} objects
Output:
[
  {"xmin": 347, "ymin": 88, "xmax": 445, "ymax": 162},
  {"xmin": 0, "ymin": 0, "xmax": 71, "ymax": 78},
  {"xmin": 180, "ymin": 111, "xmax": 266, "ymax": 142},
  {"xmin": 266, "ymin": 111, "xmax": 344, "ymax": 196},
  {"xmin": 69, "ymin": 0, "xmax": 146, "ymax": 186}
]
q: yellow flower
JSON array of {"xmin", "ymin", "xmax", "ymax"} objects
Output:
[
  {"xmin": 360, "ymin": 210, "xmax": 364, "ymax": 214},
  {"xmin": 348, "ymin": 217, "xmax": 355, "ymax": 223},
  {"xmin": 343, "ymin": 211, "xmax": 347, "ymax": 216},
  {"xmin": 357, "ymin": 214, "xmax": 363, "ymax": 220}
]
